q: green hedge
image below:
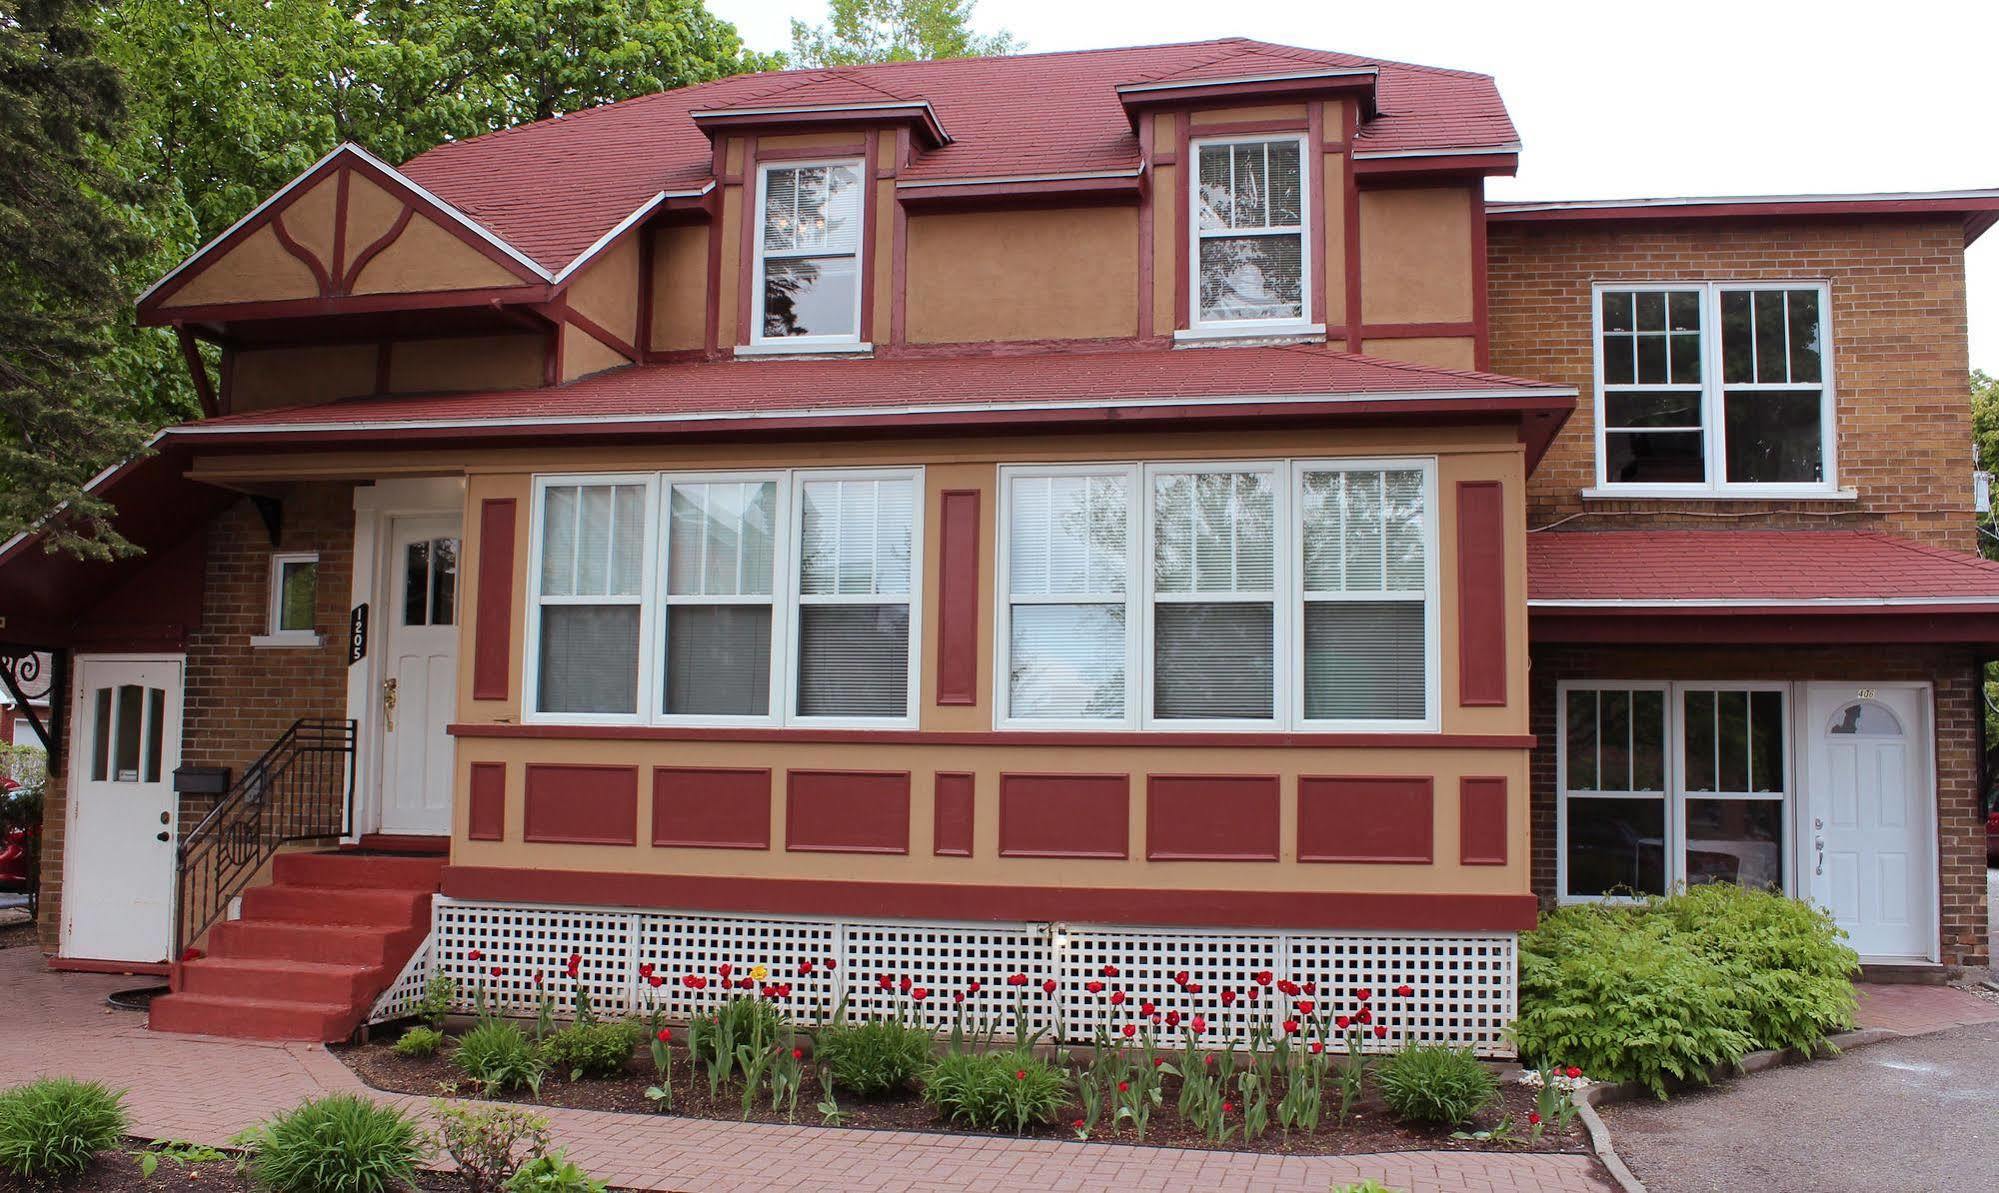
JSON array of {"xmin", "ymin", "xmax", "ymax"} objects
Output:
[{"xmin": 1514, "ymin": 884, "xmax": 1858, "ymax": 1098}]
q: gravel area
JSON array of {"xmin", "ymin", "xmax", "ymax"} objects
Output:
[{"xmin": 1601, "ymin": 1020, "xmax": 1999, "ymax": 1192}]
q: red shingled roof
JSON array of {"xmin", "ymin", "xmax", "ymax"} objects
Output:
[
  {"xmin": 1529, "ymin": 530, "xmax": 1999, "ymax": 606},
  {"xmin": 397, "ymin": 37, "xmax": 1516, "ymax": 274},
  {"xmin": 176, "ymin": 343, "xmax": 1566, "ymax": 437}
]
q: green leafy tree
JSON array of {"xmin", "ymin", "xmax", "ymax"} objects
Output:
[
  {"xmin": 0, "ymin": 0, "xmax": 166, "ymax": 557},
  {"xmin": 789, "ymin": 0, "xmax": 1018, "ymax": 67}
]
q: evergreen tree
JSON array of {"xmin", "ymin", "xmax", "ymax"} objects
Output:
[{"xmin": 790, "ymin": 0, "xmax": 1018, "ymax": 67}]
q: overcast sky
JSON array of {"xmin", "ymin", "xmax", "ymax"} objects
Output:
[{"xmin": 711, "ymin": 0, "xmax": 1999, "ymax": 373}]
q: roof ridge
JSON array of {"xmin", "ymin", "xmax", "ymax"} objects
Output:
[{"xmin": 1854, "ymin": 530, "xmax": 1999, "ymax": 572}]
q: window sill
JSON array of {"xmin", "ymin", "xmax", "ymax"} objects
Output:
[
  {"xmin": 1580, "ymin": 486, "xmax": 1857, "ymax": 503},
  {"xmin": 735, "ymin": 341, "xmax": 874, "ymax": 359},
  {"xmin": 248, "ymin": 632, "xmax": 324, "ymax": 649},
  {"xmin": 1173, "ymin": 323, "xmax": 1326, "ymax": 347}
]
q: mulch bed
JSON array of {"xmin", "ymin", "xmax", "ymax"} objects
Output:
[
  {"xmin": 0, "ymin": 1142, "xmax": 465, "ymax": 1193},
  {"xmin": 336, "ymin": 1035, "xmax": 1585, "ymax": 1157},
  {"xmin": 0, "ymin": 918, "xmax": 36, "ymax": 951}
]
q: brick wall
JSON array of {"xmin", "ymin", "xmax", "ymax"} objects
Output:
[
  {"xmin": 1489, "ymin": 217, "xmax": 1975, "ymax": 550},
  {"xmin": 35, "ymin": 483, "xmax": 354, "ymax": 956},
  {"xmin": 1529, "ymin": 641, "xmax": 1988, "ymax": 968}
]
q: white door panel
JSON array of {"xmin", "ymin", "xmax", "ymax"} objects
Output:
[
  {"xmin": 64, "ymin": 656, "xmax": 182, "ymax": 963},
  {"xmin": 378, "ymin": 517, "xmax": 460, "ymax": 836},
  {"xmin": 1804, "ymin": 685, "xmax": 1931, "ymax": 960}
]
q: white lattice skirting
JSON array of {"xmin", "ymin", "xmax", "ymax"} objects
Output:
[{"xmin": 372, "ymin": 896, "xmax": 1517, "ymax": 1057}]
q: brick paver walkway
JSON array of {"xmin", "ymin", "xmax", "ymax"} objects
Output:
[
  {"xmin": 1853, "ymin": 981, "xmax": 1999, "ymax": 1035},
  {"xmin": 0, "ymin": 949, "xmax": 1611, "ymax": 1192}
]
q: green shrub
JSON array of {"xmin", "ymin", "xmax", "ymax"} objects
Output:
[
  {"xmin": 922, "ymin": 1050, "xmax": 1068, "ymax": 1134},
  {"xmin": 816, "ymin": 1019, "xmax": 933, "ymax": 1097},
  {"xmin": 237, "ymin": 1094, "xmax": 424, "ymax": 1193},
  {"xmin": 454, "ymin": 1021, "xmax": 547, "ymax": 1096},
  {"xmin": 1516, "ymin": 886, "xmax": 1857, "ymax": 1098},
  {"xmin": 540, "ymin": 1021, "xmax": 641, "ymax": 1080},
  {"xmin": 414, "ymin": 974, "xmax": 456, "ymax": 1029},
  {"xmin": 0, "ymin": 1077, "xmax": 128, "ymax": 1183},
  {"xmin": 504, "ymin": 1152, "xmax": 605, "ymax": 1193},
  {"xmin": 429, "ymin": 1100, "xmax": 548, "ymax": 1193},
  {"xmin": 1375, "ymin": 1043, "xmax": 1498, "ymax": 1127},
  {"xmin": 687, "ymin": 996, "xmax": 786, "ymax": 1066},
  {"xmin": 391, "ymin": 1027, "xmax": 444, "ymax": 1058}
]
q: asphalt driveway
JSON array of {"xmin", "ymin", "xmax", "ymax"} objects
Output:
[{"xmin": 1602, "ymin": 1019, "xmax": 1999, "ymax": 1192}]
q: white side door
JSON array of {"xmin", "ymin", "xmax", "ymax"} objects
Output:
[
  {"xmin": 1803, "ymin": 684, "xmax": 1933, "ymax": 960},
  {"xmin": 63, "ymin": 655, "xmax": 182, "ymax": 963},
  {"xmin": 377, "ymin": 516, "xmax": 460, "ymax": 836}
]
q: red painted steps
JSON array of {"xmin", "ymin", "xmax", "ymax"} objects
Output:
[{"xmin": 149, "ymin": 851, "xmax": 445, "ymax": 1042}]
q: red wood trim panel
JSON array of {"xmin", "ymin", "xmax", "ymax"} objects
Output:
[
  {"xmin": 50, "ymin": 958, "xmax": 172, "ymax": 977},
  {"xmin": 1297, "ymin": 776, "xmax": 1434, "ymax": 864},
  {"xmin": 143, "ymin": 283, "xmax": 550, "ymax": 326},
  {"xmin": 859, "ymin": 129, "xmax": 879, "ymax": 345},
  {"xmin": 441, "ymin": 866, "xmax": 1541, "ymax": 932},
  {"xmin": 340, "ymin": 206, "xmax": 415, "ymax": 294},
  {"xmin": 467, "ymin": 761, "xmax": 506, "ymax": 841},
  {"xmin": 266, "ymin": 214, "xmax": 332, "ymax": 296},
  {"xmin": 786, "ymin": 769, "xmax": 910, "ymax": 854},
  {"xmin": 933, "ymin": 771, "xmax": 975, "ymax": 857},
  {"xmin": 652, "ymin": 767, "xmax": 771, "ymax": 850},
  {"xmin": 1469, "ymin": 185, "xmax": 1491, "ymax": 370},
  {"xmin": 1145, "ymin": 774, "xmax": 1280, "ymax": 861},
  {"xmin": 735, "ymin": 136, "xmax": 759, "ymax": 346},
  {"xmin": 1456, "ymin": 480, "xmax": 1507, "ymax": 707},
  {"xmin": 1459, "ymin": 775, "xmax": 1508, "ymax": 866},
  {"xmin": 1172, "ymin": 113, "xmax": 1190, "ymax": 331},
  {"xmin": 998, "ymin": 773, "xmax": 1128, "ymax": 858},
  {"xmin": 1136, "ymin": 115, "xmax": 1154, "ymax": 340},
  {"xmin": 1361, "ymin": 321, "xmax": 1480, "ymax": 339},
  {"xmin": 522, "ymin": 764, "xmax": 638, "ymax": 846},
  {"xmin": 174, "ymin": 326, "xmax": 219, "ymax": 419},
  {"xmin": 890, "ymin": 127, "xmax": 911, "ymax": 346},
  {"xmin": 330, "ymin": 167, "xmax": 351, "ymax": 286},
  {"xmin": 451, "ymin": 722, "xmax": 1536, "ymax": 750},
  {"xmin": 933, "ymin": 489, "xmax": 981, "ymax": 706},
  {"xmin": 1307, "ymin": 101, "xmax": 1328, "ymax": 327},
  {"xmin": 471, "ymin": 498, "xmax": 516, "ymax": 701}
]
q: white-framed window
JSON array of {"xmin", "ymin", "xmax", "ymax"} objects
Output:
[
  {"xmin": 523, "ymin": 467, "xmax": 921, "ymax": 728},
  {"xmin": 1591, "ymin": 282, "xmax": 1836, "ymax": 496},
  {"xmin": 1187, "ymin": 134, "xmax": 1313, "ymax": 335},
  {"xmin": 994, "ymin": 458, "xmax": 1438, "ymax": 731},
  {"xmin": 749, "ymin": 158, "xmax": 867, "ymax": 352},
  {"xmin": 251, "ymin": 552, "xmax": 321, "ymax": 647},
  {"xmin": 1557, "ymin": 681, "xmax": 1790, "ymax": 902}
]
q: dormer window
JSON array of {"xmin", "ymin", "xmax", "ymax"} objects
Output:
[
  {"xmin": 1187, "ymin": 135, "xmax": 1314, "ymax": 338},
  {"xmin": 749, "ymin": 159, "xmax": 868, "ymax": 354}
]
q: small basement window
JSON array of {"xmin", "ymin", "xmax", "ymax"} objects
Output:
[{"xmin": 251, "ymin": 552, "xmax": 321, "ymax": 647}]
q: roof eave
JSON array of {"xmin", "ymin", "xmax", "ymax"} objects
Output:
[
  {"xmin": 1114, "ymin": 68, "xmax": 1379, "ymax": 126},
  {"xmin": 689, "ymin": 100, "xmax": 951, "ymax": 148}
]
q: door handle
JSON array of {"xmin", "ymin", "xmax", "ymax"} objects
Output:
[
  {"xmin": 156, "ymin": 831, "xmax": 169, "ymax": 842},
  {"xmin": 1814, "ymin": 836, "xmax": 1825, "ymax": 877},
  {"xmin": 382, "ymin": 676, "xmax": 398, "ymax": 733}
]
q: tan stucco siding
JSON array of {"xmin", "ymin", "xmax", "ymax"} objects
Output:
[
  {"xmin": 1151, "ymin": 112, "xmax": 1178, "ymax": 334},
  {"xmin": 160, "ymin": 225, "xmax": 319, "ymax": 308},
  {"xmin": 566, "ymin": 235, "xmax": 641, "ymax": 346},
  {"xmin": 1359, "ymin": 337, "xmax": 1477, "ymax": 371},
  {"xmin": 1359, "ymin": 187, "xmax": 1476, "ymax": 325},
  {"xmin": 648, "ymin": 224, "xmax": 709, "ymax": 352},
  {"xmin": 560, "ymin": 328, "xmax": 628, "ymax": 382},
  {"xmin": 343, "ymin": 172, "xmax": 404, "ymax": 256},
  {"xmin": 388, "ymin": 335, "xmax": 544, "ymax": 393},
  {"xmin": 229, "ymin": 344, "xmax": 378, "ymax": 412},
  {"xmin": 282, "ymin": 173, "xmax": 341, "ymax": 271},
  {"xmin": 905, "ymin": 207, "xmax": 1139, "ymax": 343},
  {"xmin": 350, "ymin": 213, "xmax": 524, "ymax": 295}
]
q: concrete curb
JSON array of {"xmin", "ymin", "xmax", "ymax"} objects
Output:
[{"xmin": 1575, "ymin": 1026, "xmax": 1900, "ymax": 1193}]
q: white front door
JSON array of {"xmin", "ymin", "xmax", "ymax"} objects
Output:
[
  {"xmin": 377, "ymin": 516, "xmax": 460, "ymax": 836},
  {"xmin": 1803, "ymin": 683, "xmax": 1933, "ymax": 960},
  {"xmin": 64, "ymin": 655, "xmax": 182, "ymax": 963}
]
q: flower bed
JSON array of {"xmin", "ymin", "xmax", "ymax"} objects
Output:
[{"xmin": 334, "ymin": 956, "xmax": 1592, "ymax": 1158}]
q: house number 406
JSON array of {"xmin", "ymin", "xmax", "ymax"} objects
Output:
[{"xmin": 1854, "ymin": 687, "xmax": 1877, "ymax": 700}]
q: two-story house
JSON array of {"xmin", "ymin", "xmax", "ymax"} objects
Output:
[{"xmin": 1, "ymin": 37, "xmax": 1991, "ymax": 1044}]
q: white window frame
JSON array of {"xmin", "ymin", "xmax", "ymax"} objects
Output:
[
  {"xmin": 1555, "ymin": 679, "xmax": 1792, "ymax": 904},
  {"xmin": 251, "ymin": 552, "xmax": 322, "ymax": 648},
  {"xmin": 784, "ymin": 467, "xmax": 924, "ymax": 730},
  {"xmin": 993, "ymin": 463, "xmax": 1143, "ymax": 732},
  {"xmin": 993, "ymin": 458, "xmax": 1438, "ymax": 733},
  {"xmin": 656, "ymin": 471, "xmax": 789, "ymax": 728},
  {"xmin": 1588, "ymin": 281, "xmax": 1840, "ymax": 498},
  {"xmin": 747, "ymin": 157, "xmax": 869, "ymax": 354},
  {"xmin": 1184, "ymin": 133, "xmax": 1319, "ymax": 339},
  {"xmin": 522, "ymin": 473, "xmax": 660, "ymax": 726},
  {"xmin": 1290, "ymin": 459, "xmax": 1441, "ymax": 733}
]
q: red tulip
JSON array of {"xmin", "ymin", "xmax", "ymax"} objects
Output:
[
  {"xmin": 717, "ymin": 963, "xmax": 733, "ymax": 980},
  {"xmin": 1222, "ymin": 1101, "xmax": 1233, "ymax": 1114},
  {"xmin": 1173, "ymin": 970, "xmax": 1190, "ymax": 986},
  {"xmin": 1354, "ymin": 987, "xmax": 1371, "ymax": 1002},
  {"xmin": 490, "ymin": 966, "xmax": 503, "ymax": 978},
  {"xmin": 1102, "ymin": 964, "xmax": 1120, "ymax": 978},
  {"xmin": 1165, "ymin": 1010, "xmax": 1181, "ymax": 1028},
  {"xmin": 953, "ymin": 991, "xmax": 964, "ymax": 1004},
  {"xmin": 682, "ymin": 975, "xmax": 707, "ymax": 990},
  {"xmin": 1042, "ymin": 979, "xmax": 1057, "ymax": 995},
  {"xmin": 1008, "ymin": 972, "xmax": 1029, "ymax": 987},
  {"xmin": 1121, "ymin": 1023, "xmax": 1136, "ymax": 1039},
  {"xmin": 657, "ymin": 1028, "xmax": 672, "ymax": 1042},
  {"xmin": 1297, "ymin": 1000, "xmax": 1315, "ymax": 1016},
  {"xmin": 911, "ymin": 987, "xmax": 930, "ymax": 1001},
  {"xmin": 824, "ymin": 959, "xmax": 838, "ymax": 971},
  {"xmin": 737, "ymin": 978, "xmax": 752, "ymax": 990},
  {"xmin": 1014, "ymin": 1069, "xmax": 1027, "ymax": 1081},
  {"xmin": 1302, "ymin": 981, "xmax": 1317, "ymax": 996},
  {"xmin": 1085, "ymin": 980, "xmax": 1104, "ymax": 994},
  {"xmin": 1153, "ymin": 1057, "xmax": 1165, "ymax": 1068},
  {"xmin": 647, "ymin": 974, "xmax": 664, "ymax": 988},
  {"xmin": 1186, "ymin": 982, "xmax": 1203, "ymax": 994},
  {"xmin": 799, "ymin": 960, "xmax": 815, "ymax": 976},
  {"xmin": 467, "ymin": 949, "xmax": 483, "ymax": 962},
  {"xmin": 1278, "ymin": 979, "xmax": 1300, "ymax": 997},
  {"xmin": 967, "ymin": 980, "xmax": 983, "ymax": 995},
  {"xmin": 792, "ymin": 1047, "xmax": 805, "ymax": 1060},
  {"xmin": 1336, "ymin": 1015, "xmax": 1351, "ymax": 1029},
  {"xmin": 1220, "ymin": 990, "xmax": 1237, "ymax": 1007},
  {"xmin": 1372, "ymin": 1025, "xmax": 1387, "ymax": 1039},
  {"xmin": 1310, "ymin": 1041, "xmax": 1325, "ymax": 1055},
  {"xmin": 1073, "ymin": 1118, "xmax": 1085, "ymax": 1129},
  {"xmin": 1566, "ymin": 1066, "xmax": 1583, "ymax": 1079},
  {"xmin": 1529, "ymin": 1111, "xmax": 1542, "ymax": 1126},
  {"xmin": 878, "ymin": 974, "xmax": 895, "ymax": 991},
  {"xmin": 1140, "ymin": 1001, "xmax": 1156, "ymax": 1017},
  {"xmin": 900, "ymin": 976, "xmax": 913, "ymax": 994},
  {"xmin": 1246, "ymin": 986, "xmax": 1261, "ymax": 1000},
  {"xmin": 1357, "ymin": 1008, "xmax": 1372, "ymax": 1025},
  {"xmin": 1282, "ymin": 1018, "xmax": 1299, "ymax": 1034},
  {"xmin": 1252, "ymin": 970, "xmax": 1274, "ymax": 987},
  {"xmin": 1190, "ymin": 1016, "xmax": 1207, "ymax": 1034},
  {"xmin": 533, "ymin": 972, "xmax": 544, "ymax": 986},
  {"xmin": 638, "ymin": 963, "xmax": 654, "ymax": 978},
  {"xmin": 1117, "ymin": 1081, "xmax": 1130, "ymax": 1093},
  {"xmin": 1110, "ymin": 991, "xmax": 1126, "ymax": 1007}
]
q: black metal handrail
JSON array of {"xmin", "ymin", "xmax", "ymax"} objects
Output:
[{"xmin": 174, "ymin": 719, "xmax": 356, "ymax": 962}]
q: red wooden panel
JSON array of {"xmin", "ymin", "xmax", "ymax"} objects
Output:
[
  {"xmin": 1146, "ymin": 775, "xmax": 1280, "ymax": 861},
  {"xmin": 998, "ymin": 773, "xmax": 1129, "ymax": 859},
  {"xmin": 472, "ymin": 498, "xmax": 516, "ymax": 701},
  {"xmin": 467, "ymin": 762, "xmax": 506, "ymax": 841},
  {"xmin": 652, "ymin": 767, "xmax": 771, "ymax": 850},
  {"xmin": 1456, "ymin": 480, "xmax": 1507, "ymax": 707},
  {"xmin": 934, "ymin": 489, "xmax": 981, "ymax": 706},
  {"xmin": 522, "ymin": 764, "xmax": 637, "ymax": 845},
  {"xmin": 1297, "ymin": 776, "xmax": 1434, "ymax": 864},
  {"xmin": 933, "ymin": 772, "xmax": 975, "ymax": 857},
  {"xmin": 1459, "ymin": 776, "xmax": 1508, "ymax": 866},
  {"xmin": 786, "ymin": 770, "xmax": 911, "ymax": 854}
]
